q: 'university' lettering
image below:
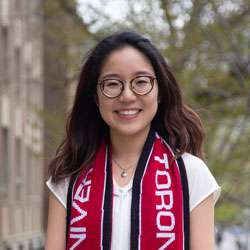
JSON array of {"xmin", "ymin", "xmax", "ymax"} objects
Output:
[
  {"xmin": 69, "ymin": 227, "xmax": 86, "ymax": 250},
  {"xmin": 71, "ymin": 201, "xmax": 87, "ymax": 225}
]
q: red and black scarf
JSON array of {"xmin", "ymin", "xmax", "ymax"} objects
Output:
[{"xmin": 66, "ymin": 129, "xmax": 190, "ymax": 250}]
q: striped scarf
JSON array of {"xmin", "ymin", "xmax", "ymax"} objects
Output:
[{"xmin": 66, "ymin": 129, "xmax": 190, "ymax": 250}]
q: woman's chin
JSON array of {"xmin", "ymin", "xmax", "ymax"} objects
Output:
[{"xmin": 110, "ymin": 124, "xmax": 150, "ymax": 138}]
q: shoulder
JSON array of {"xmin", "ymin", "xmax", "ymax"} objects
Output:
[
  {"xmin": 181, "ymin": 152, "xmax": 221, "ymax": 211},
  {"xmin": 46, "ymin": 177, "xmax": 70, "ymax": 209},
  {"xmin": 181, "ymin": 152, "xmax": 209, "ymax": 177}
]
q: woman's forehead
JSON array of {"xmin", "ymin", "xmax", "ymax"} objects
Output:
[{"xmin": 99, "ymin": 46, "xmax": 155, "ymax": 79}]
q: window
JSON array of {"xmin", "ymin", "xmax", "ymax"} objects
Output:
[
  {"xmin": 15, "ymin": 138, "xmax": 22, "ymax": 202},
  {"xmin": 0, "ymin": 127, "xmax": 9, "ymax": 199},
  {"xmin": 1, "ymin": 27, "xmax": 9, "ymax": 85},
  {"xmin": 14, "ymin": 0, "xmax": 21, "ymax": 16},
  {"xmin": 0, "ymin": 0, "xmax": 10, "ymax": 26},
  {"xmin": 26, "ymin": 148, "xmax": 34, "ymax": 196},
  {"xmin": 15, "ymin": 138, "xmax": 21, "ymax": 177},
  {"xmin": 14, "ymin": 19, "xmax": 22, "ymax": 47},
  {"xmin": 14, "ymin": 48, "xmax": 22, "ymax": 102}
]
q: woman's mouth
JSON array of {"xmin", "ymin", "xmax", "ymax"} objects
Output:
[{"xmin": 114, "ymin": 109, "xmax": 142, "ymax": 119}]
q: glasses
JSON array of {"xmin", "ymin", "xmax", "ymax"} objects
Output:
[{"xmin": 98, "ymin": 75, "xmax": 156, "ymax": 98}]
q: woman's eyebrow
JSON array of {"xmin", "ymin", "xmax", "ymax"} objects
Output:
[
  {"xmin": 132, "ymin": 70, "xmax": 154, "ymax": 76},
  {"xmin": 100, "ymin": 73, "xmax": 120, "ymax": 79},
  {"xmin": 101, "ymin": 70, "xmax": 154, "ymax": 80}
]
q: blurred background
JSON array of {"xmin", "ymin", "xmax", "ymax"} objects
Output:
[{"xmin": 0, "ymin": 0, "xmax": 249, "ymax": 249}]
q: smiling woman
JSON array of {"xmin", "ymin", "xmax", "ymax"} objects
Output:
[{"xmin": 45, "ymin": 31, "xmax": 220, "ymax": 250}]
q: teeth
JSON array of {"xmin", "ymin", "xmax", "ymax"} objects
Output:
[{"xmin": 117, "ymin": 110, "xmax": 140, "ymax": 115}]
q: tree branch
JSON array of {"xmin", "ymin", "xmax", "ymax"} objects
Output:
[{"xmin": 59, "ymin": 0, "xmax": 100, "ymax": 41}]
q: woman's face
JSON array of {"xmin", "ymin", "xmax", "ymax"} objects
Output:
[{"xmin": 97, "ymin": 46, "xmax": 158, "ymax": 138}]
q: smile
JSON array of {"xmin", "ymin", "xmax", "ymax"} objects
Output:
[
  {"xmin": 114, "ymin": 109, "xmax": 142, "ymax": 119},
  {"xmin": 115, "ymin": 109, "xmax": 142, "ymax": 115}
]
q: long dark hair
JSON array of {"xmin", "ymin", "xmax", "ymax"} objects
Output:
[{"xmin": 48, "ymin": 31, "xmax": 205, "ymax": 183}]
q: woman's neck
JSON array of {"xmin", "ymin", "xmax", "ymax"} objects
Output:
[{"xmin": 110, "ymin": 126, "xmax": 150, "ymax": 162}]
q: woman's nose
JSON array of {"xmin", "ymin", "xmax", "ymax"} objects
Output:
[{"xmin": 118, "ymin": 83, "xmax": 136, "ymax": 102}]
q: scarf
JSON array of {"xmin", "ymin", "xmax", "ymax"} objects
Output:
[{"xmin": 66, "ymin": 129, "xmax": 190, "ymax": 250}]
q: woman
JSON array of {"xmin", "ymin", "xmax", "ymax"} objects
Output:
[{"xmin": 45, "ymin": 31, "xmax": 220, "ymax": 250}]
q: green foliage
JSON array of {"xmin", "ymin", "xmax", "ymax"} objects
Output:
[{"xmin": 215, "ymin": 202, "xmax": 242, "ymax": 225}]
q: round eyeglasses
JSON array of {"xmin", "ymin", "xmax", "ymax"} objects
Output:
[{"xmin": 98, "ymin": 75, "xmax": 156, "ymax": 98}]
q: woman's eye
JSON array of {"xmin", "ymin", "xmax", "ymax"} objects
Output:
[
  {"xmin": 136, "ymin": 80, "xmax": 147, "ymax": 84},
  {"xmin": 134, "ymin": 76, "xmax": 151, "ymax": 86},
  {"xmin": 134, "ymin": 80, "xmax": 149, "ymax": 86},
  {"xmin": 105, "ymin": 81, "xmax": 120, "ymax": 87}
]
